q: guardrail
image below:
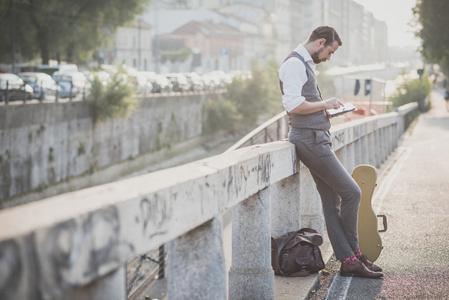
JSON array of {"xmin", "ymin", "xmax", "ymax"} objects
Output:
[
  {"xmin": 224, "ymin": 110, "xmax": 289, "ymax": 154},
  {"xmin": 0, "ymin": 81, "xmax": 31, "ymax": 104},
  {"xmin": 0, "ymin": 84, "xmax": 225, "ymax": 105},
  {"xmin": 0, "ymin": 103, "xmax": 419, "ymax": 299}
]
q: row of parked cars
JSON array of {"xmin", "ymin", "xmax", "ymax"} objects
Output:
[
  {"xmin": 0, "ymin": 71, "xmax": 90, "ymax": 102},
  {"xmin": 120, "ymin": 69, "xmax": 238, "ymax": 95},
  {"xmin": 0, "ymin": 65, "xmax": 250, "ymax": 102}
]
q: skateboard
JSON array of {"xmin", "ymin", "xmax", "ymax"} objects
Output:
[{"xmin": 352, "ymin": 165, "xmax": 387, "ymax": 262}]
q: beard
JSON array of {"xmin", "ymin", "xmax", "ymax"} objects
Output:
[{"xmin": 312, "ymin": 47, "xmax": 325, "ymax": 64}]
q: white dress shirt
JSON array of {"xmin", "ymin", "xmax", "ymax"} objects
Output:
[{"xmin": 279, "ymin": 44, "xmax": 316, "ymax": 112}]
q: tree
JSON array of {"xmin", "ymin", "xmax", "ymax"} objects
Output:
[
  {"xmin": 389, "ymin": 73, "xmax": 431, "ymax": 108},
  {"xmin": 226, "ymin": 62, "xmax": 272, "ymax": 126},
  {"xmin": 88, "ymin": 67, "xmax": 137, "ymax": 123},
  {"xmin": 413, "ymin": 0, "xmax": 449, "ymax": 72},
  {"xmin": 0, "ymin": 0, "xmax": 151, "ymax": 65}
]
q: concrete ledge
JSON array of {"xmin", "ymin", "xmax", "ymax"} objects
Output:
[{"xmin": 0, "ymin": 141, "xmax": 296, "ymax": 299}]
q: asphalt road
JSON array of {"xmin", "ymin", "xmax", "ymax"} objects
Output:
[{"xmin": 312, "ymin": 89, "xmax": 449, "ymax": 300}]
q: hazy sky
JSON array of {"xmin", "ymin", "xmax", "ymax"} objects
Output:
[{"xmin": 353, "ymin": 0, "xmax": 420, "ymax": 47}]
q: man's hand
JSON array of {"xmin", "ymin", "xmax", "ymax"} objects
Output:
[{"xmin": 324, "ymin": 97, "xmax": 344, "ymax": 110}]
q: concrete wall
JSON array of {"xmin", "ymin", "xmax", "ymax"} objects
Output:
[
  {"xmin": 0, "ymin": 94, "xmax": 207, "ymax": 204},
  {"xmin": 0, "ymin": 103, "xmax": 419, "ymax": 299}
]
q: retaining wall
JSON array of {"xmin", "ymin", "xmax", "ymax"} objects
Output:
[{"xmin": 0, "ymin": 94, "xmax": 207, "ymax": 204}]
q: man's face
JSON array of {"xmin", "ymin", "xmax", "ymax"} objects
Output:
[{"xmin": 312, "ymin": 40, "xmax": 340, "ymax": 64}]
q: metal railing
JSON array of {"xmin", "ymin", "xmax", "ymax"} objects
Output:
[
  {"xmin": 0, "ymin": 81, "xmax": 31, "ymax": 104},
  {"xmin": 224, "ymin": 111, "xmax": 289, "ymax": 153}
]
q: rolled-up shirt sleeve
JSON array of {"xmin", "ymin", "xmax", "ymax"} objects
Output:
[{"xmin": 279, "ymin": 57, "xmax": 307, "ymax": 112}]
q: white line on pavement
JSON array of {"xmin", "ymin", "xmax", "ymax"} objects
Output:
[
  {"xmin": 373, "ymin": 147, "xmax": 412, "ymax": 213},
  {"xmin": 325, "ymin": 274, "xmax": 352, "ymax": 300}
]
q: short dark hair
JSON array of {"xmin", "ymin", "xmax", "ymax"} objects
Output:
[{"xmin": 308, "ymin": 25, "xmax": 342, "ymax": 47}]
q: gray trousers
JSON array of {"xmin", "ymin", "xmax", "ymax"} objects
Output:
[{"xmin": 289, "ymin": 127, "xmax": 361, "ymax": 260}]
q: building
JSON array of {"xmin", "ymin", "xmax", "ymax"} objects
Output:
[
  {"xmin": 109, "ymin": 19, "xmax": 153, "ymax": 71},
  {"xmin": 157, "ymin": 21, "xmax": 245, "ymax": 72},
  {"xmin": 106, "ymin": 0, "xmax": 389, "ymax": 73}
]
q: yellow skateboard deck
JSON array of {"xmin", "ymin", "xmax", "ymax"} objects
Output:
[{"xmin": 352, "ymin": 164, "xmax": 385, "ymax": 262}]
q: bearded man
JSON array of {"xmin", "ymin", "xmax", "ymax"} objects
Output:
[{"xmin": 278, "ymin": 25, "xmax": 383, "ymax": 278}]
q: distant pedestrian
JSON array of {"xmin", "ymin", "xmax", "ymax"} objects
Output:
[{"xmin": 279, "ymin": 25, "xmax": 383, "ymax": 278}]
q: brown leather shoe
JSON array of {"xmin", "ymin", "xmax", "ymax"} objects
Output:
[
  {"xmin": 340, "ymin": 260, "xmax": 383, "ymax": 278},
  {"xmin": 360, "ymin": 255, "xmax": 383, "ymax": 272}
]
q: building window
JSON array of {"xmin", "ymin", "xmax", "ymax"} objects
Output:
[{"xmin": 133, "ymin": 59, "xmax": 137, "ymax": 68}]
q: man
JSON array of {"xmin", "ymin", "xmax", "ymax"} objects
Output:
[{"xmin": 279, "ymin": 25, "xmax": 383, "ymax": 278}]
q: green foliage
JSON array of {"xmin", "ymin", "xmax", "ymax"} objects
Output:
[
  {"xmin": 227, "ymin": 60, "xmax": 279, "ymax": 126},
  {"xmin": 389, "ymin": 73, "xmax": 432, "ymax": 107},
  {"xmin": 88, "ymin": 69, "xmax": 137, "ymax": 122},
  {"xmin": 202, "ymin": 96, "xmax": 241, "ymax": 135},
  {"xmin": 202, "ymin": 58, "xmax": 282, "ymax": 135},
  {"xmin": 0, "ymin": 0, "xmax": 152, "ymax": 64},
  {"xmin": 263, "ymin": 57, "xmax": 284, "ymax": 114},
  {"xmin": 160, "ymin": 47, "xmax": 193, "ymax": 63},
  {"xmin": 316, "ymin": 64, "xmax": 337, "ymax": 99},
  {"xmin": 413, "ymin": 0, "xmax": 449, "ymax": 73}
]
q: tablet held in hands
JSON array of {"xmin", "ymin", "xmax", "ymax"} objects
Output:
[{"xmin": 327, "ymin": 102, "xmax": 357, "ymax": 117}]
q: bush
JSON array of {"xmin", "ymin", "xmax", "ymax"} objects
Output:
[
  {"xmin": 226, "ymin": 60, "xmax": 280, "ymax": 126},
  {"xmin": 88, "ymin": 69, "xmax": 137, "ymax": 122},
  {"xmin": 390, "ymin": 74, "xmax": 432, "ymax": 107},
  {"xmin": 202, "ymin": 96, "xmax": 241, "ymax": 135},
  {"xmin": 202, "ymin": 58, "xmax": 282, "ymax": 134}
]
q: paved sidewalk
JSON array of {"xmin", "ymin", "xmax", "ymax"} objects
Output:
[
  {"xmin": 271, "ymin": 90, "xmax": 449, "ymax": 299},
  {"xmin": 304, "ymin": 89, "xmax": 449, "ymax": 299}
]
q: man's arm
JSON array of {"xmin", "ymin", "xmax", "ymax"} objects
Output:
[{"xmin": 288, "ymin": 97, "xmax": 343, "ymax": 114}]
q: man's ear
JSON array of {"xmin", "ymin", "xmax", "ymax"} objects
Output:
[{"xmin": 316, "ymin": 38, "xmax": 326, "ymax": 47}]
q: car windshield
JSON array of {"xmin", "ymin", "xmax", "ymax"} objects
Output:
[{"xmin": 53, "ymin": 74, "xmax": 72, "ymax": 81}]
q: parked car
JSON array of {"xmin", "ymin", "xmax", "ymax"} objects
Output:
[
  {"xmin": 19, "ymin": 72, "xmax": 60, "ymax": 101},
  {"xmin": 153, "ymin": 74, "xmax": 173, "ymax": 93},
  {"xmin": 165, "ymin": 73, "xmax": 191, "ymax": 92},
  {"xmin": 37, "ymin": 64, "xmax": 78, "ymax": 76},
  {"xmin": 0, "ymin": 73, "xmax": 33, "ymax": 102},
  {"xmin": 139, "ymin": 72, "xmax": 172, "ymax": 93},
  {"xmin": 133, "ymin": 72, "xmax": 154, "ymax": 95},
  {"xmin": 184, "ymin": 72, "xmax": 205, "ymax": 91},
  {"xmin": 201, "ymin": 72, "xmax": 222, "ymax": 91},
  {"xmin": 53, "ymin": 72, "xmax": 91, "ymax": 98}
]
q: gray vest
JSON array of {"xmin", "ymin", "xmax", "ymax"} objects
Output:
[{"xmin": 280, "ymin": 52, "xmax": 330, "ymax": 131}]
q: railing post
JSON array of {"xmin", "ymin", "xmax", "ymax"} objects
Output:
[
  {"xmin": 229, "ymin": 188, "xmax": 274, "ymax": 300},
  {"xmin": 271, "ymin": 174, "xmax": 300, "ymax": 237},
  {"xmin": 346, "ymin": 140, "xmax": 355, "ymax": 172},
  {"xmin": 5, "ymin": 81, "xmax": 9, "ymax": 105},
  {"xmin": 23, "ymin": 82, "xmax": 27, "ymax": 104},
  {"xmin": 298, "ymin": 167, "xmax": 324, "ymax": 233},
  {"xmin": 354, "ymin": 137, "xmax": 362, "ymax": 167},
  {"xmin": 167, "ymin": 216, "xmax": 227, "ymax": 300}
]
